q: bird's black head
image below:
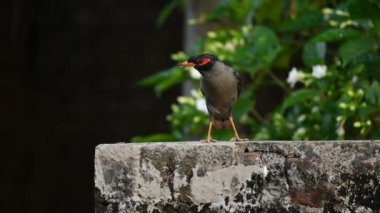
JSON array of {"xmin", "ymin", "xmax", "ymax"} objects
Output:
[{"xmin": 179, "ymin": 53, "xmax": 219, "ymax": 72}]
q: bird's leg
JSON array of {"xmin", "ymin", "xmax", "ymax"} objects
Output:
[
  {"xmin": 201, "ymin": 120, "xmax": 217, "ymax": 143},
  {"xmin": 229, "ymin": 116, "xmax": 248, "ymax": 142}
]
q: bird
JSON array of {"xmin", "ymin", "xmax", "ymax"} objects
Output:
[{"xmin": 179, "ymin": 53, "xmax": 246, "ymax": 142}]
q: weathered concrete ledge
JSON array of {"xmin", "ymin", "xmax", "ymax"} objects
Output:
[{"xmin": 95, "ymin": 141, "xmax": 380, "ymax": 212}]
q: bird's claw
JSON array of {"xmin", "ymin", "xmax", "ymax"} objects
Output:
[
  {"xmin": 200, "ymin": 138, "xmax": 217, "ymax": 143},
  {"xmin": 230, "ymin": 137, "xmax": 249, "ymax": 142}
]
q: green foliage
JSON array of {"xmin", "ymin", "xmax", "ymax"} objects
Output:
[
  {"xmin": 303, "ymin": 41, "xmax": 326, "ymax": 67},
  {"xmin": 139, "ymin": 67, "xmax": 186, "ymax": 97},
  {"xmin": 339, "ymin": 38, "xmax": 378, "ymax": 65},
  {"xmin": 167, "ymin": 93, "xmax": 210, "ymax": 139},
  {"xmin": 281, "ymin": 89, "xmax": 320, "ymax": 112},
  {"xmin": 156, "ymin": 0, "xmax": 184, "ymax": 27},
  {"xmin": 133, "ymin": 0, "xmax": 380, "ymax": 142},
  {"xmin": 131, "ymin": 134, "xmax": 178, "ymax": 143}
]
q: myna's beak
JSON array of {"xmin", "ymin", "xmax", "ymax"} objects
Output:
[{"xmin": 179, "ymin": 61, "xmax": 196, "ymax": 68}]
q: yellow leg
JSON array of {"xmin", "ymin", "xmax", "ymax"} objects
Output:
[
  {"xmin": 201, "ymin": 120, "xmax": 217, "ymax": 143},
  {"xmin": 229, "ymin": 116, "xmax": 247, "ymax": 142}
]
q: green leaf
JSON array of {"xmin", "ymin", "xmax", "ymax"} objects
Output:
[
  {"xmin": 139, "ymin": 70, "xmax": 170, "ymax": 87},
  {"xmin": 352, "ymin": 53, "xmax": 380, "ymax": 76},
  {"xmin": 171, "ymin": 51, "xmax": 188, "ymax": 62},
  {"xmin": 365, "ymin": 81, "xmax": 380, "ymax": 104},
  {"xmin": 352, "ymin": 53, "xmax": 380, "ymax": 65},
  {"xmin": 339, "ymin": 38, "xmax": 378, "ymax": 65},
  {"xmin": 303, "ymin": 42, "xmax": 326, "ymax": 67},
  {"xmin": 212, "ymin": 129, "xmax": 234, "ymax": 141},
  {"xmin": 281, "ymin": 10, "xmax": 324, "ymax": 31},
  {"xmin": 253, "ymin": 26, "xmax": 282, "ymax": 61},
  {"xmin": 240, "ymin": 25, "xmax": 282, "ymax": 72},
  {"xmin": 156, "ymin": 0, "xmax": 184, "ymax": 27},
  {"xmin": 233, "ymin": 98, "xmax": 254, "ymax": 119},
  {"xmin": 348, "ymin": 0, "xmax": 380, "ymax": 21},
  {"xmin": 206, "ymin": 0, "xmax": 253, "ymax": 23},
  {"xmin": 131, "ymin": 133, "xmax": 178, "ymax": 142},
  {"xmin": 205, "ymin": 2, "xmax": 229, "ymax": 22},
  {"xmin": 371, "ymin": 132, "xmax": 380, "ymax": 139},
  {"xmin": 311, "ymin": 29, "xmax": 361, "ymax": 43},
  {"xmin": 256, "ymin": 0, "xmax": 282, "ymax": 24},
  {"xmin": 139, "ymin": 67, "xmax": 186, "ymax": 96},
  {"xmin": 281, "ymin": 89, "xmax": 319, "ymax": 112}
]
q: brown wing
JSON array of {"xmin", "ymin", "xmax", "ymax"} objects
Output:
[{"xmin": 233, "ymin": 70, "xmax": 242, "ymax": 97}]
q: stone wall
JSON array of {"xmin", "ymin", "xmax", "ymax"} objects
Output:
[{"xmin": 95, "ymin": 141, "xmax": 380, "ymax": 212}]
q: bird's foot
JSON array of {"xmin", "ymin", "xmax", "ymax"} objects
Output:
[
  {"xmin": 200, "ymin": 138, "xmax": 217, "ymax": 143},
  {"xmin": 230, "ymin": 136, "xmax": 249, "ymax": 142}
]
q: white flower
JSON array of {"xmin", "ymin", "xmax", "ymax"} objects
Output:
[
  {"xmin": 195, "ymin": 98, "xmax": 208, "ymax": 114},
  {"xmin": 312, "ymin": 65, "xmax": 327, "ymax": 79},
  {"xmin": 189, "ymin": 68, "xmax": 201, "ymax": 79},
  {"xmin": 287, "ymin": 67, "xmax": 299, "ymax": 88}
]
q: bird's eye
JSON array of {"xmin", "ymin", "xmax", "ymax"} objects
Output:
[{"xmin": 198, "ymin": 58, "xmax": 211, "ymax": 66}]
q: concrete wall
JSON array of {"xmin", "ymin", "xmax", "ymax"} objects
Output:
[{"xmin": 95, "ymin": 141, "xmax": 380, "ymax": 212}]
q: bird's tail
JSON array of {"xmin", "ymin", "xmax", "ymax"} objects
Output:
[{"xmin": 213, "ymin": 118, "xmax": 231, "ymax": 129}]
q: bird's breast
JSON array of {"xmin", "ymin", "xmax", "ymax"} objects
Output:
[{"xmin": 201, "ymin": 71, "xmax": 238, "ymax": 107}]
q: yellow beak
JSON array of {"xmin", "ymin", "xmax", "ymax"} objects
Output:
[{"xmin": 178, "ymin": 61, "xmax": 196, "ymax": 68}]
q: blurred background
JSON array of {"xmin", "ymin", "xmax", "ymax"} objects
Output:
[
  {"xmin": 1, "ymin": 0, "xmax": 182, "ymax": 212},
  {"xmin": 3, "ymin": 0, "xmax": 380, "ymax": 212}
]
